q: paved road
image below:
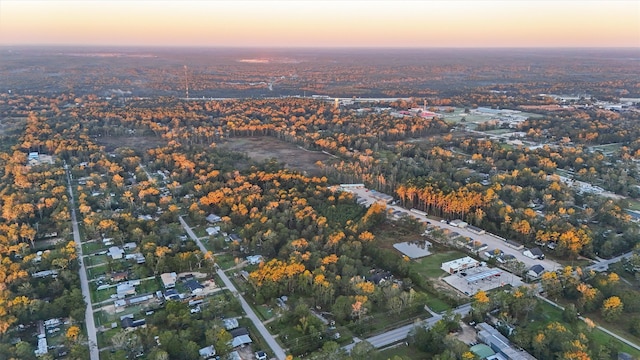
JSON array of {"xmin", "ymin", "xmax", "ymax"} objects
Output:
[
  {"xmin": 346, "ymin": 187, "xmax": 563, "ymax": 272},
  {"xmin": 586, "ymin": 251, "xmax": 634, "ymax": 272},
  {"xmin": 65, "ymin": 165, "xmax": 99, "ymax": 360},
  {"xmin": 343, "ymin": 303, "xmax": 472, "ymax": 352},
  {"xmin": 178, "ymin": 216, "xmax": 288, "ymax": 360}
]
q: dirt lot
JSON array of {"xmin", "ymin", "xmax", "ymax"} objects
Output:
[
  {"xmin": 220, "ymin": 137, "xmax": 332, "ymax": 177},
  {"xmin": 95, "ymin": 134, "xmax": 167, "ymax": 152}
]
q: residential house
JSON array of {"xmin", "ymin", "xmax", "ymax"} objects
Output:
[
  {"xmin": 185, "ymin": 279, "xmax": 204, "ymax": 295},
  {"xmin": 110, "ymin": 271, "xmax": 128, "ymax": 282},
  {"xmin": 229, "ymin": 327, "xmax": 252, "ymax": 348},
  {"xmin": 121, "ymin": 316, "xmax": 146, "ymax": 330},
  {"xmin": 206, "ymin": 214, "xmax": 222, "ymax": 223},
  {"xmin": 246, "ymin": 255, "xmax": 263, "ymax": 265},
  {"xmin": 108, "ymin": 246, "xmax": 124, "ymax": 260},
  {"xmin": 527, "ymin": 265, "xmax": 545, "ymax": 279},
  {"xmin": 523, "ymin": 247, "xmax": 544, "ymax": 260},
  {"xmin": 160, "ymin": 272, "xmax": 177, "ymax": 289},
  {"xmin": 206, "ymin": 226, "xmax": 221, "ymax": 236},
  {"xmin": 224, "ymin": 318, "xmax": 239, "ymax": 330},
  {"xmin": 199, "ymin": 345, "xmax": 216, "ymax": 359}
]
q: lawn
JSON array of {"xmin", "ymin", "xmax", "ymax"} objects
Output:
[
  {"xmin": 82, "ymin": 241, "xmax": 106, "ymax": 254},
  {"xmin": 93, "ymin": 287, "xmax": 116, "ymax": 303},
  {"xmin": 530, "ymin": 299, "xmax": 640, "ymax": 357},
  {"xmin": 591, "ymin": 328, "xmax": 640, "ymax": 358},
  {"xmin": 425, "ymin": 297, "xmax": 452, "ymax": 313},
  {"xmin": 254, "ymin": 304, "xmax": 275, "ymax": 321},
  {"xmin": 627, "ymin": 199, "xmax": 640, "ymax": 212},
  {"xmin": 356, "ymin": 306, "xmax": 431, "ymax": 338},
  {"xmin": 376, "ymin": 343, "xmax": 429, "ymax": 360},
  {"xmin": 87, "ymin": 264, "xmax": 109, "ymax": 279},
  {"xmin": 97, "ymin": 327, "xmax": 120, "ymax": 349},
  {"xmin": 216, "ymin": 253, "xmax": 238, "ymax": 270},
  {"xmin": 410, "ymin": 250, "xmax": 468, "ymax": 278}
]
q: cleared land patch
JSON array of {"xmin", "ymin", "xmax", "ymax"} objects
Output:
[
  {"xmin": 95, "ymin": 134, "xmax": 168, "ymax": 152},
  {"xmin": 220, "ymin": 137, "xmax": 332, "ymax": 176}
]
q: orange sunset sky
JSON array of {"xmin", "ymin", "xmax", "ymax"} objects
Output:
[{"xmin": 0, "ymin": 0, "xmax": 638, "ymax": 48}]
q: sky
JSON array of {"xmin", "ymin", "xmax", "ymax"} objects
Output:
[{"xmin": 0, "ymin": 1, "xmax": 638, "ymax": 48}]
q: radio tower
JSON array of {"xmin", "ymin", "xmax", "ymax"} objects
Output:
[{"xmin": 184, "ymin": 65, "xmax": 189, "ymax": 99}]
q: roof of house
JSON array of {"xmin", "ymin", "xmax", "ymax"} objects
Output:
[
  {"xmin": 231, "ymin": 335, "xmax": 252, "ymax": 348},
  {"xmin": 529, "ymin": 264, "xmax": 545, "ymax": 275},
  {"xmin": 121, "ymin": 317, "xmax": 146, "ymax": 329},
  {"xmin": 229, "ymin": 327, "xmax": 249, "ymax": 337},
  {"xmin": 529, "ymin": 247, "xmax": 543, "ymax": 256},
  {"xmin": 160, "ymin": 272, "xmax": 177, "ymax": 286},
  {"xmin": 224, "ymin": 318, "xmax": 239, "ymax": 330},
  {"xmin": 199, "ymin": 345, "xmax": 216, "ymax": 358},
  {"xmin": 470, "ymin": 344, "xmax": 496, "ymax": 359},
  {"xmin": 185, "ymin": 279, "xmax": 204, "ymax": 291}
]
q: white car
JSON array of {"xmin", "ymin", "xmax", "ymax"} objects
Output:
[{"xmin": 255, "ymin": 351, "xmax": 267, "ymax": 360}]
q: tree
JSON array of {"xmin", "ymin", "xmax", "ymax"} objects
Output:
[
  {"xmin": 601, "ymin": 296, "xmax": 623, "ymax": 321},
  {"xmin": 350, "ymin": 340, "xmax": 376, "ymax": 360},
  {"xmin": 14, "ymin": 341, "xmax": 36, "ymax": 360}
]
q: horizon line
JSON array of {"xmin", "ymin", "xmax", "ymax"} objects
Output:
[{"xmin": 1, "ymin": 44, "xmax": 639, "ymax": 50}]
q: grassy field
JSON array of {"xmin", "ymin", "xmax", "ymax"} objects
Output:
[
  {"xmin": 254, "ymin": 304, "xmax": 275, "ymax": 321},
  {"xmin": 410, "ymin": 250, "xmax": 468, "ymax": 278},
  {"xmin": 216, "ymin": 253, "xmax": 238, "ymax": 270},
  {"xmin": 376, "ymin": 343, "xmax": 429, "ymax": 360},
  {"xmin": 425, "ymin": 297, "xmax": 452, "ymax": 313},
  {"xmin": 590, "ymin": 328, "xmax": 640, "ymax": 357},
  {"xmin": 82, "ymin": 241, "xmax": 106, "ymax": 254},
  {"xmin": 220, "ymin": 137, "xmax": 331, "ymax": 177},
  {"xmin": 532, "ymin": 300, "xmax": 640, "ymax": 358},
  {"xmin": 627, "ymin": 199, "xmax": 640, "ymax": 211}
]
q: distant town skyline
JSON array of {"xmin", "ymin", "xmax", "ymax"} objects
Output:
[{"xmin": 0, "ymin": 0, "xmax": 638, "ymax": 48}]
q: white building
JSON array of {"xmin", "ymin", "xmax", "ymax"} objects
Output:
[
  {"xmin": 441, "ymin": 256, "xmax": 480, "ymax": 274},
  {"xmin": 108, "ymin": 246, "xmax": 124, "ymax": 260}
]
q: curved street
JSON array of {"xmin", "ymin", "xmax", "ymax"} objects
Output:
[
  {"xmin": 65, "ymin": 165, "xmax": 99, "ymax": 360},
  {"xmin": 179, "ymin": 216, "xmax": 287, "ymax": 360}
]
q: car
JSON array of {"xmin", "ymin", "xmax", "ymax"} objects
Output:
[{"xmin": 255, "ymin": 350, "xmax": 268, "ymax": 360}]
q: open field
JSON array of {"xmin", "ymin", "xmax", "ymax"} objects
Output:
[
  {"xmin": 627, "ymin": 199, "xmax": 640, "ymax": 211},
  {"xmin": 220, "ymin": 137, "xmax": 331, "ymax": 176},
  {"xmin": 410, "ymin": 250, "xmax": 469, "ymax": 278},
  {"xmin": 534, "ymin": 300, "xmax": 640, "ymax": 358},
  {"xmin": 377, "ymin": 343, "xmax": 429, "ymax": 360},
  {"xmin": 0, "ymin": 117, "xmax": 26, "ymax": 136}
]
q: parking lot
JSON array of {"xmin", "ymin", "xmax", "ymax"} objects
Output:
[{"xmin": 344, "ymin": 186, "xmax": 563, "ymax": 273}]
